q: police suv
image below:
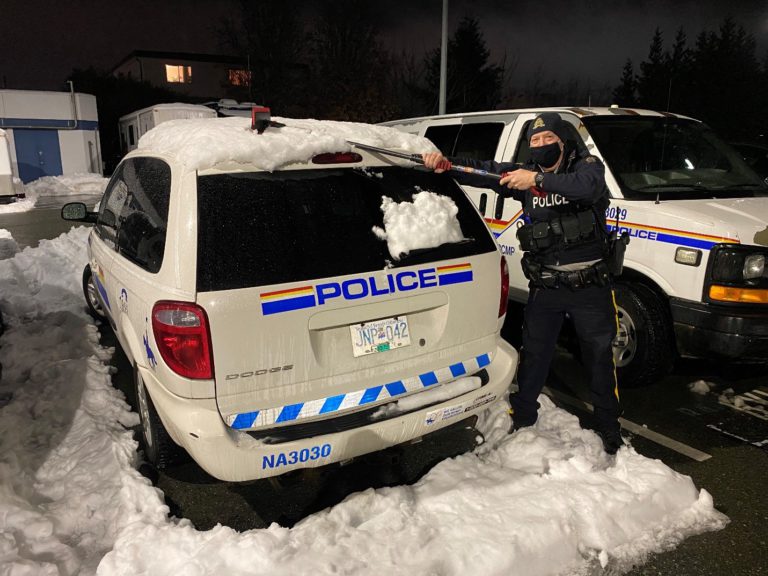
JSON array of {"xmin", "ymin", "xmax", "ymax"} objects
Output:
[
  {"xmin": 61, "ymin": 114, "xmax": 517, "ymax": 481},
  {"xmin": 383, "ymin": 108, "xmax": 768, "ymax": 385}
]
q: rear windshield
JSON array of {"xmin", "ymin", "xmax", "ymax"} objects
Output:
[
  {"xmin": 196, "ymin": 167, "xmax": 496, "ymax": 292},
  {"xmin": 583, "ymin": 116, "xmax": 767, "ymax": 200}
]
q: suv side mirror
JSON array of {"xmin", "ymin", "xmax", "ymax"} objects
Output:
[{"xmin": 61, "ymin": 202, "xmax": 98, "ymax": 223}]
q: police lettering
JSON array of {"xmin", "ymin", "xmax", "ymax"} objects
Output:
[
  {"xmin": 612, "ymin": 226, "xmax": 657, "ymax": 241},
  {"xmin": 317, "ymin": 269, "xmax": 444, "ymax": 305},
  {"xmin": 532, "ymin": 194, "xmax": 569, "ymax": 209}
]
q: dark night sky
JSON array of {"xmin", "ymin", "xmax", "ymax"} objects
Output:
[{"xmin": 2, "ymin": 0, "xmax": 767, "ymax": 94}]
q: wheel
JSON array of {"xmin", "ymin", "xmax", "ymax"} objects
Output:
[
  {"xmin": 82, "ymin": 265, "xmax": 107, "ymax": 320},
  {"xmin": 135, "ymin": 365, "xmax": 185, "ymax": 469},
  {"xmin": 612, "ymin": 282, "xmax": 675, "ymax": 387}
]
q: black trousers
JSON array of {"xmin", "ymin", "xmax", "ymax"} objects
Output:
[{"xmin": 510, "ymin": 283, "xmax": 621, "ymax": 433}]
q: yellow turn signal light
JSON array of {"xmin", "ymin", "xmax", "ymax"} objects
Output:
[{"xmin": 709, "ymin": 285, "xmax": 768, "ymax": 304}]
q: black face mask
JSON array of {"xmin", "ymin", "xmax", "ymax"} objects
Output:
[{"xmin": 530, "ymin": 142, "xmax": 561, "ymax": 168}]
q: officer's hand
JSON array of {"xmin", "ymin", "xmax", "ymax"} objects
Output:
[
  {"xmin": 422, "ymin": 152, "xmax": 449, "ymax": 173},
  {"xmin": 500, "ymin": 169, "xmax": 537, "ymax": 190}
]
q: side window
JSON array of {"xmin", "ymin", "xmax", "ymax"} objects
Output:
[
  {"xmin": 96, "ymin": 164, "xmax": 127, "ymax": 251},
  {"xmin": 424, "ymin": 125, "xmax": 461, "ymax": 155},
  {"xmin": 128, "ymin": 125, "xmax": 135, "ymax": 146},
  {"xmin": 452, "ymin": 123, "xmax": 504, "ymax": 160},
  {"xmin": 425, "ymin": 122, "xmax": 505, "ymax": 160},
  {"xmin": 114, "ymin": 157, "xmax": 172, "ymax": 273}
]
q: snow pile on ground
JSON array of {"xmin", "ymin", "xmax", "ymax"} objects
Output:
[
  {"xmin": 24, "ymin": 173, "xmax": 109, "ymax": 197},
  {"xmin": 688, "ymin": 379, "xmax": 714, "ymax": 395},
  {"xmin": 0, "ymin": 228, "xmax": 163, "ymax": 575},
  {"xmin": 0, "ymin": 228, "xmax": 728, "ymax": 576},
  {"xmin": 138, "ymin": 116, "xmax": 437, "ymax": 171},
  {"xmin": 0, "ymin": 229, "xmax": 18, "ymax": 259},
  {"xmin": 373, "ymin": 190, "xmax": 466, "ymax": 260},
  {"xmin": 0, "ymin": 173, "xmax": 107, "ymax": 214}
]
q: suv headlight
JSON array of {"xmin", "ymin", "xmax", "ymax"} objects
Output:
[{"xmin": 706, "ymin": 244, "xmax": 768, "ymax": 304}]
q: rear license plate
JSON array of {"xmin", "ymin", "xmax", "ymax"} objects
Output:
[{"xmin": 350, "ymin": 316, "xmax": 411, "ymax": 357}]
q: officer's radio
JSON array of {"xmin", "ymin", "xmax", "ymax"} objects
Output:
[{"xmin": 606, "ymin": 229, "xmax": 630, "ymax": 276}]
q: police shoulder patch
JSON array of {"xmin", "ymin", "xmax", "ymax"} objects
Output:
[{"xmin": 584, "ymin": 156, "xmax": 599, "ymax": 163}]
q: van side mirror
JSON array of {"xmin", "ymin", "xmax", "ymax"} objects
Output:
[{"xmin": 61, "ymin": 202, "xmax": 98, "ymax": 223}]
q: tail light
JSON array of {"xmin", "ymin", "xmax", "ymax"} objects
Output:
[
  {"xmin": 499, "ymin": 256, "xmax": 510, "ymax": 317},
  {"xmin": 152, "ymin": 301, "xmax": 213, "ymax": 379}
]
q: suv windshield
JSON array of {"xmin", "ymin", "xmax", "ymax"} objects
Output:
[
  {"xmin": 583, "ymin": 116, "xmax": 767, "ymax": 200},
  {"xmin": 196, "ymin": 167, "xmax": 496, "ymax": 292}
]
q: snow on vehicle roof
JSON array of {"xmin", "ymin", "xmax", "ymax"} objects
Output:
[{"xmin": 137, "ymin": 116, "xmax": 437, "ymax": 172}]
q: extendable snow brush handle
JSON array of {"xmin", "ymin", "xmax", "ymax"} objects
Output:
[{"xmin": 348, "ymin": 141, "xmax": 506, "ymax": 181}]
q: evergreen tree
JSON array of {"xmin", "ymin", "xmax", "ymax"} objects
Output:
[
  {"xmin": 636, "ymin": 28, "xmax": 670, "ymax": 110},
  {"xmin": 664, "ymin": 27, "xmax": 693, "ymax": 113},
  {"xmin": 416, "ymin": 16, "xmax": 504, "ymax": 114},
  {"xmin": 308, "ymin": 0, "xmax": 398, "ymax": 122},
  {"xmin": 690, "ymin": 18, "xmax": 762, "ymax": 139},
  {"xmin": 612, "ymin": 59, "xmax": 637, "ymax": 107}
]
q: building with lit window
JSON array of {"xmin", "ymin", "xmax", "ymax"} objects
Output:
[{"xmin": 111, "ymin": 51, "xmax": 250, "ymax": 100}]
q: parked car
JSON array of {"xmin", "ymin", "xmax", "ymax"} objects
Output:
[
  {"xmin": 62, "ymin": 114, "xmax": 518, "ymax": 482},
  {"xmin": 383, "ymin": 107, "xmax": 768, "ymax": 386}
]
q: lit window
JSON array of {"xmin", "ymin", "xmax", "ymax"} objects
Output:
[
  {"xmin": 165, "ymin": 65, "xmax": 192, "ymax": 84},
  {"xmin": 228, "ymin": 69, "xmax": 251, "ymax": 87}
]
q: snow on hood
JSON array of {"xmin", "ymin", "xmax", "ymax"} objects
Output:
[{"xmin": 137, "ymin": 116, "xmax": 438, "ymax": 171}]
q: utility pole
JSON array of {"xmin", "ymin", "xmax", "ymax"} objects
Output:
[{"xmin": 439, "ymin": 0, "xmax": 448, "ymax": 115}]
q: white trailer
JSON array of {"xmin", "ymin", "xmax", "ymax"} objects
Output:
[
  {"xmin": 0, "ymin": 88, "xmax": 102, "ymax": 184},
  {"xmin": 0, "ymin": 129, "xmax": 18, "ymax": 202},
  {"xmin": 118, "ymin": 103, "xmax": 217, "ymax": 153}
]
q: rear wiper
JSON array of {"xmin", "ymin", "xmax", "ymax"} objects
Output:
[{"xmin": 391, "ymin": 239, "xmax": 474, "ymax": 264}]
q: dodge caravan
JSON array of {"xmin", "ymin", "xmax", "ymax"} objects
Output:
[{"xmin": 62, "ymin": 114, "xmax": 518, "ymax": 481}]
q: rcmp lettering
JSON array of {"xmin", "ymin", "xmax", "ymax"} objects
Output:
[{"xmin": 262, "ymin": 443, "xmax": 332, "ymax": 469}]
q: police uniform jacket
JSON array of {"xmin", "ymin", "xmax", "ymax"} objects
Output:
[{"xmin": 448, "ymin": 143, "xmax": 610, "ymax": 267}]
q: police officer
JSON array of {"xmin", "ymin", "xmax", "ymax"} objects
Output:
[{"xmin": 423, "ymin": 112, "xmax": 623, "ymax": 454}]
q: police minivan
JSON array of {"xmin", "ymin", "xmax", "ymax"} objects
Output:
[
  {"xmin": 61, "ymin": 114, "xmax": 517, "ymax": 481},
  {"xmin": 383, "ymin": 107, "xmax": 768, "ymax": 385}
]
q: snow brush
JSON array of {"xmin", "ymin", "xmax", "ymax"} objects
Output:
[{"xmin": 347, "ymin": 141, "xmax": 508, "ymax": 181}]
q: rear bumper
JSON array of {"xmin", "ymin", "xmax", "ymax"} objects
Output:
[
  {"xmin": 140, "ymin": 338, "xmax": 518, "ymax": 482},
  {"xmin": 670, "ymin": 297, "xmax": 768, "ymax": 361}
]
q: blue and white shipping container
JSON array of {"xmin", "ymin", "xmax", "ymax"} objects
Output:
[{"xmin": 0, "ymin": 89, "xmax": 102, "ymax": 184}]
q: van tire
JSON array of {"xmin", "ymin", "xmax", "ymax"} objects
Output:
[
  {"xmin": 135, "ymin": 365, "xmax": 185, "ymax": 469},
  {"xmin": 82, "ymin": 265, "xmax": 107, "ymax": 320},
  {"xmin": 612, "ymin": 282, "xmax": 675, "ymax": 387}
]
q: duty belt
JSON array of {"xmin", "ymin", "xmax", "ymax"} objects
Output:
[{"xmin": 521, "ymin": 255, "xmax": 611, "ymax": 289}]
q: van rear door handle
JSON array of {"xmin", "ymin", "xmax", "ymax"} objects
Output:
[{"xmin": 494, "ymin": 194, "xmax": 505, "ymax": 220}]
